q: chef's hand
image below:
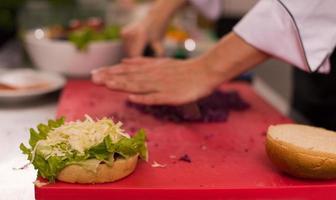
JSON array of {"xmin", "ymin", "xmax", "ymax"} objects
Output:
[
  {"xmin": 92, "ymin": 32, "xmax": 269, "ymax": 106},
  {"xmin": 92, "ymin": 57, "xmax": 223, "ymax": 105},
  {"xmin": 121, "ymin": 20, "xmax": 165, "ymax": 57},
  {"xmin": 121, "ymin": 0, "xmax": 186, "ymax": 57}
]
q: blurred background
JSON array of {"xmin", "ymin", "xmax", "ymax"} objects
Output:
[{"xmin": 0, "ymin": 0, "xmax": 294, "ymax": 118}]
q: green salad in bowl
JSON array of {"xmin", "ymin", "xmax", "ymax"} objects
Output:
[
  {"xmin": 47, "ymin": 17, "xmax": 121, "ymax": 50},
  {"xmin": 24, "ymin": 17, "xmax": 124, "ymax": 77}
]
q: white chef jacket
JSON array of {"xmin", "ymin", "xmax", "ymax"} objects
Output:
[{"xmin": 190, "ymin": 0, "xmax": 336, "ymax": 73}]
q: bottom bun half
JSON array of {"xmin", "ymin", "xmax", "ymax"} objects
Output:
[{"xmin": 57, "ymin": 155, "xmax": 138, "ymax": 183}]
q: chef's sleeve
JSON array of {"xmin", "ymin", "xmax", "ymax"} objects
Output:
[{"xmin": 233, "ymin": 0, "xmax": 336, "ymax": 73}]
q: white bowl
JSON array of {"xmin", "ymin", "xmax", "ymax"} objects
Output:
[{"xmin": 24, "ymin": 30, "xmax": 123, "ymax": 77}]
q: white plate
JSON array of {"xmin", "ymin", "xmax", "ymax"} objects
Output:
[{"xmin": 0, "ymin": 69, "xmax": 66, "ymax": 100}]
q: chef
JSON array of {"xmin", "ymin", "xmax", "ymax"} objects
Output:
[{"xmin": 92, "ymin": 0, "xmax": 336, "ymax": 130}]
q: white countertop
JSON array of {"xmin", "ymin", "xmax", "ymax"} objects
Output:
[{"xmin": 0, "ymin": 95, "xmax": 58, "ymax": 200}]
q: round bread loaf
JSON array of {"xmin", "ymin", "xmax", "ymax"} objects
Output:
[
  {"xmin": 57, "ymin": 155, "xmax": 138, "ymax": 183},
  {"xmin": 266, "ymin": 124, "xmax": 336, "ymax": 179}
]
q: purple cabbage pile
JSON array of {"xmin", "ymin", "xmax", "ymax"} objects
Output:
[{"xmin": 126, "ymin": 90, "xmax": 250, "ymax": 123}]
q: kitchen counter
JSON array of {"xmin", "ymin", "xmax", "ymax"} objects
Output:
[{"xmin": 0, "ymin": 93, "xmax": 59, "ymax": 200}]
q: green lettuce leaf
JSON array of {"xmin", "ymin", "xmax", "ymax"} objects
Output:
[
  {"xmin": 88, "ymin": 140, "xmax": 109, "ymax": 161},
  {"xmin": 113, "ymin": 129, "xmax": 148, "ymax": 161},
  {"xmin": 73, "ymin": 159, "xmax": 102, "ymax": 173},
  {"xmin": 28, "ymin": 128, "xmax": 42, "ymax": 149},
  {"xmin": 34, "ymin": 154, "xmax": 53, "ymax": 181},
  {"xmin": 20, "ymin": 143, "xmax": 31, "ymax": 154},
  {"xmin": 20, "ymin": 117, "xmax": 66, "ymax": 181},
  {"xmin": 21, "ymin": 117, "xmax": 65, "ymax": 158},
  {"xmin": 87, "ymin": 129, "xmax": 148, "ymax": 161}
]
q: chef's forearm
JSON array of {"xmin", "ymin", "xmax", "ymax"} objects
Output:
[{"xmin": 200, "ymin": 32, "xmax": 269, "ymax": 81}]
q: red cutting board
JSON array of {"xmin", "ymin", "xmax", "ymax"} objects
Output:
[{"xmin": 36, "ymin": 80, "xmax": 336, "ymax": 200}]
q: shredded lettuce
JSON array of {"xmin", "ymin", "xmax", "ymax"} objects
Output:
[{"xmin": 20, "ymin": 116, "xmax": 148, "ymax": 182}]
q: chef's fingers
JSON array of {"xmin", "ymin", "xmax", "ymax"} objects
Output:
[
  {"xmin": 91, "ymin": 64, "xmax": 128, "ymax": 83},
  {"xmin": 91, "ymin": 67, "xmax": 110, "ymax": 84},
  {"xmin": 128, "ymin": 93, "xmax": 186, "ymax": 105},
  {"xmin": 91, "ymin": 73, "xmax": 105, "ymax": 85},
  {"xmin": 92, "ymin": 63, "xmax": 151, "ymax": 85},
  {"xmin": 128, "ymin": 38, "xmax": 146, "ymax": 58},
  {"xmin": 150, "ymin": 41, "xmax": 165, "ymax": 57},
  {"xmin": 121, "ymin": 27, "xmax": 137, "ymax": 57},
  {"xmin": 92, "ymin": 66, "xmax": 116, "ymax": 75},
  {"xmin": 121, "ymin": 26, "xmax": 147, "ymax": 58},
  {"xmin": 121, "ymin": 57, "xmax": 156, "ymax": 65},
  {"xmin": 105, "ymin": 78, "xmax": 157, "ymax": 94},
  {"xmin": 122, "ymin": 37, "xmax": 140, "ymax": 58},
  {"xmin": 106, "ymin": 63, "xmax": 150, "ymax": 75},
  {"xmin": 128, "ymin": 93, "xmax": 168, "ymax": 105}
]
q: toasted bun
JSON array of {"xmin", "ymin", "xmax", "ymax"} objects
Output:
[
  {"xmin": 266, "ymin": 124, "xmax": 336, "ymax": 179},
  {"xmin": 57, "ymin": 155, "xmax": 138, "ymax": 183}
]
